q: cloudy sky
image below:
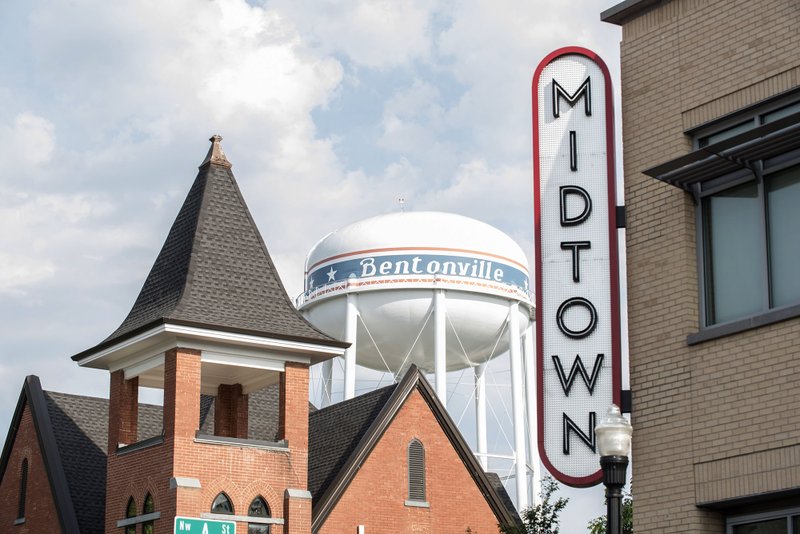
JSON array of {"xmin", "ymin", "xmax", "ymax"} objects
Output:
[{"xmin": 0, "ymin": 0, "xmax": 622, "ymax": 528}]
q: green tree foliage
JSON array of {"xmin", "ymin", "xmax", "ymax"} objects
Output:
[
  {"xmin": 587, "ymin": 488, "xmax": 633, "ymax": 534},
  {"xmin": 499, "ymin": 476, "xmax": 569, "ymax": 534}
]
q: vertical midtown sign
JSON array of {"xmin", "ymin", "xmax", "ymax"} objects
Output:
[{"xmin": 532, "ymin": 47, "xmax": 621, "ymax": 487}]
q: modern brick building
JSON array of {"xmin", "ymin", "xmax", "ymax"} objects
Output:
[
  {"xmin": 602, "ymin": 0, "xmax": 800, "ymax": 532},
  {"xmin": 0, "ymin": 137, "xmax": 518, "ymax": 533}
]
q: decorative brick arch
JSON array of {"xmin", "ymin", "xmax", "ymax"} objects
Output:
[
  {"xmin": 202, "ymin": 476, "xmax": 243, "ymax": 514},
  {"xmin": 139, "ymin": 478, "xmax": 160, "ymax": 512},
  {"xmin": 241, "ymin": 479, "xmax": 282, "ymax": 520}
]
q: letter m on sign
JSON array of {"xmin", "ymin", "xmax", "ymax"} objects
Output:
[{"xmin": 552, "ymin": 77, "xmax": 591, "ymax": 118}]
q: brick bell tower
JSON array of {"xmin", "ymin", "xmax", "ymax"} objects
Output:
[{"xmin": 71, "ymin": 136, "xmax": 348, "ymax": 534}]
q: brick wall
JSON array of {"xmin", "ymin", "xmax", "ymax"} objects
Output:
[
  {"xmin": 106, "ymin": 348, "xmax": 311, "ymax": 534},
  {"xmin": 0, "ymin": 403, "xmax": 60, "ymax": 532},
  {"xmin": 617, "ymin": 0, "xmax": 800, "ymax": 532},
  {"xmin": 318, "ymin": 389, "xmax": 503, "ymax": 534}
]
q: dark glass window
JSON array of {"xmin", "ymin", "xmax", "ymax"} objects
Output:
[
  {"xmin": 142, "ymin": 493, "xmax": 155, "ymax": 534},
  {"xmin": 727, "ymin": 508, "xmax": 800, "ymax": 533},
  {"xmin": 701, "ymin": 163, "xmax": 800, "ymax": 326},
  {"xmin": 407, "ymin": 439, "xmax": 426, "ymax": 501},
  {"xmin": 17, "ymin": 459, "xmax": 28, "ymax": 520},
  {"xmin": 211, "ymin": 492, "xmax": 234, "ymax": 515},
  {"xmin": 766, "ymin": 165, "xmax": 800, "ymax": 307},
  {"xmin": 248, "ymin": 496, "xmax": 271, "ymax": 534},
  {"xmin": 125, "ymin": 497, "xmax": 137, "ymax": 534},
  {"xmin": 703, "ymin": 181, "xmax": 763, "ymax": 324},
  {"xmin": 732, "ymin": 517, "xmax": 787, "ymax": 534}
]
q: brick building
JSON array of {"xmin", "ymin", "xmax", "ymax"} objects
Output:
[
  {"xmin": 0, "ymin": 137, "xmax": 518, "ymax": 533},
  {"xmin": 602, "ymin": 0, "xmax": 800, "ymax": 532}
]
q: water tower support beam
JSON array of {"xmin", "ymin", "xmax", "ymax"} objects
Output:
[
  {"xmin": 508, "ymin": 301, "xmax": 529, "ymax": 511},
  {"xmin": 321, "ymin": 359, "xmax": 333, "ymax": 407},
  {"xmin": 523, "ymin": 322, "xmax": 541, "ymax": 504},
  {"xmin": 434, "ymin": 288, "xmax": 447, "ymax": 406},
  {"xmin": 474, "ymin": 362, "xmax": 488, "ymax": 470},
  {"xmin": 344, "ymin": 292, "xmax": 358, "ymax": 400}
]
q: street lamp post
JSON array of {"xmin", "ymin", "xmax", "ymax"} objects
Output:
[{"xmin": 596, "ymin": 404, "xmax": 632, "ymax": 534}]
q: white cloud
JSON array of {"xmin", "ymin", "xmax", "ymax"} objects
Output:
[
  {"xmin": 271, "ymin": 0, "xmax": 435, "ymax": 68},
  {"xmin": 0, "ymin": 1, "xmax": 621, "ymax": 528},
  {"xmin": 0, "ymin": 253, "xmax": 56, "ymax": 294},
  {"xmin": 0, "ymin": 113, "xmax": 56, "ymax": 169}
]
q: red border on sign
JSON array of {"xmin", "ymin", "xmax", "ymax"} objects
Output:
[{"xmin": 532, "ymin": 46, "xmax": 621, "ymax": 488}]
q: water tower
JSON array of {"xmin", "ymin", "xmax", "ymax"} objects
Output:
[{"xmin": 297, "ymin": 211, "xmax": 538, "ymax": 510}]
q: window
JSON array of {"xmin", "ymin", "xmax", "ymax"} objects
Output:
[
  {"xmin": 701, "ymin": 162, "xmax": 800, "ymax": 326},
  {"xmin": 728, "ymin": 506, "xmax": 800, "ymax": 533},
  {"xmin": 694, "ymin": 92, "xmax": 800, "ymax": 148},
  {"xmin": 17, "ymin": 459, "xmax": 28, "ymax": 521},
  {"xmin": 643, "ymin": 90, "xmax": 800, "ymax": 342},
  {"xmin": 125, "ymin": 498, "xmax": 137, "ymax": 534},
  {"xmin": 407, "ymin": 439, "xmax": 426, "ymax": 502},
  {"xmin": 211, "ymin": 492, "xmax": 234, "ymax": 515},
  {"xmin": 142, "ymin": 493, "xmax": 155, "ymax": 534},
  {"xmin": 247, "ymin": 496, "xmax": 271, "ymax": 534}
]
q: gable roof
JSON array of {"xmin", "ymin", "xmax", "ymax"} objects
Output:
[
  {"xmin": 2, "ymin": 373, "xmax": 518, "ymax": 533},
  {"xmin": 309, "ymin": 365, "xmax": 520, "ymax": 531},
  {"xmin": 0, "ymin": 376, "xmax": 81, "ymax": 533},
  {"xmin": 308, "ymin": 384, "xmax": 398, "ymax": 503},
  {"xmin": 73, "ymin": 136, "xmax": 345, "ymax": 362}
]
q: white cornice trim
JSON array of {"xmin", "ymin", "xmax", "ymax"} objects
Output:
[
  {"xmin": 78, "ymin": 323, "xmax": 345, "ymax": 369},
  {"xmin": 164, "ymin": 324, "xmax": 345, "ymax": 355},
  {"xmin": 200, "ymin": 351, "xmax": 286, "ymax": 371},
  {"xmin": 121, "ymin": 353, "xmax": 166, "ymax": 380},
  {"xmin": 79, "ymin": 324, "xmax": 167, "ymax": 367}
]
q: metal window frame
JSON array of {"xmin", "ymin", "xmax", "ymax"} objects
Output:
[
  {"xmin": 695, "ymin": 151, "xmax": 800, "ymax": 335},
  {"xmin": 726, "ymin": 505, "xmax": 800, "ymax": 534},
  {"xmin": 691, "ymin": 88, "xmax": 800, "ymax": 149}
]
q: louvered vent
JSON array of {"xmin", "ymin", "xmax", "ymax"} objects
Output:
[{"xmin": 407, "ymin": 439, "xmax": 426, "ymax": 501}]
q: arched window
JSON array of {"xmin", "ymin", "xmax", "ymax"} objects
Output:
[
  {"xmin": 125, "ymin": 497, "xmax": 137, "ymax": 534},
  {"xmin": 247, "ymin": 496, "xmax": 271, "ymax": 534},
  {"xmin": 407, "ymin": 439, "xmax": 426, "ymax": 502},
  {"xmin": 211, "ymin": 492, "xmax": 234, "ymax": 515},
  {"xmin": 142, "ymin": 493, "xmax": 155, "ymax": 534},
  {"xmin": 17, "ymin": 458, "xmax": 28, "ymax": 520}
]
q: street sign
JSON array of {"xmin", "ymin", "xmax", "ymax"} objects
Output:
[{"xmin": 174, "ymin": 516, "xmax": 235, "ymax": 534}]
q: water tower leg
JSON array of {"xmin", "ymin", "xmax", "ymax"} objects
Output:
[
  {"xmin": 508, "ymin": 301, "xmax": 529, "ymax": 511},
  {"xmin": 474, "ymin": 362, "xmax": 488, "ymax": 470},
  {"xmin": 434, "ymin": 289, "xmax": 447, "ymax": 407},
  {"xmin": 344, "ymin": 292, "xmax": 358, "ymax": 400},
  {"xmin": 523, "ymin": 323, "xmax": 541, "ymax": 505},
  {"xmin": 321, "ymin": 359, "xmax": 333, "ymax": 407}
]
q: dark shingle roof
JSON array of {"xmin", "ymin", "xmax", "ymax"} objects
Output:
[
  {"xmin": 485, "ymin": 472, "xmax": 522, "ymax": 526},
  {"xmin": 74, "ymin": 139, "xmax": 344, "ymax": 361},
  {"xmin": 44, "ymin": 391, "xmax": 166, "ymax": 534},
  {"xmin": 44, "ymin": 392, "xmax": 107, "ymax": 534},
  {"xmin": 307, "ymin": 384, "xmax": 397, "ymax": 504}
]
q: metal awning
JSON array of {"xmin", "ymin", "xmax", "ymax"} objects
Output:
[{"xmin": 643, "ymin": 111, "xmax": 800, "ymax": 191}]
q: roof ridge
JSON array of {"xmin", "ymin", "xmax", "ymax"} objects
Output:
[
  {"xmin": 169, "ymin": 162, "xmax": 211, "ymax": 318},
  {"xmin": 0, "ymin": 376, "xmax": 81, "ymax": 532}
]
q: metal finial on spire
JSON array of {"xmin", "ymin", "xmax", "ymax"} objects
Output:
[{"xmin": 200, "ymin": 134, "xmax": 232, "ymax": 169}]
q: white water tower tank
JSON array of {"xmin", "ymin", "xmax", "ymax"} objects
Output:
[{"xmin": 298, "ymin": 211, "xmax": 532, "ymax": 374}]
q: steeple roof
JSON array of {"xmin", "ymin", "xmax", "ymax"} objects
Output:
[{"xmin": 73, "ymin": 136, "xmax": 345, "ymax": 362}]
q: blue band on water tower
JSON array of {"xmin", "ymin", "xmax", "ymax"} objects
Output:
[{"xmin": 307, "ymin": 253, "xmax": 529, "ymax": 292}]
